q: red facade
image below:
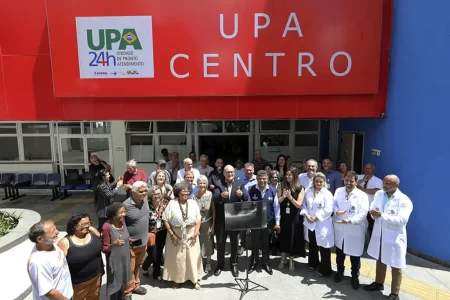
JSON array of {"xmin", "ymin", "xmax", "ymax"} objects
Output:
[{"xmin": 0, "ymin": 0, "xmax": 393, "ymax": 121}]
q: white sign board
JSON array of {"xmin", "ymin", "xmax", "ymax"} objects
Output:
[{"xmin": 75, "ymin": 16, "xmax": 154, "ymax": 79}]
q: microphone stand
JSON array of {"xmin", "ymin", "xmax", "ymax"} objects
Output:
[{"xmin": 235, "ymin": 231, "xmax": 268, "ymax": 300}]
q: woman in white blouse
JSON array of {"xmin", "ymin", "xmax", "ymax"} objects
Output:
[
  {"xmin": 162, "ymin": 181, "xmax": 203, "ymax": 290},
  {"xmin": 300, "ymin": 172, "xmax": 334, "ymax": 277}
]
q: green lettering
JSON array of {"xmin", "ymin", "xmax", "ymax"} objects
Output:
[
  {"xmin": 105, "ymin": 29, "xmax": 121, "ymax": 50},
  {"xmin": 118, "ymin": 29, "xmax": 142, "ymax": 50},
  {"xmin": 87, "ymin": 29, "xmax": 105, "ymax": 51}
]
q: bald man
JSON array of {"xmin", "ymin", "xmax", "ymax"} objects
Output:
[
  {"xmin": 357, "ymin": 163, "xmax": 383, "ymax": 236},
  {"xmin": 176, "ymin": 157, "xmax": 201, "ymax": 184},
  {"xmin": 212, "ymin": 165, "xmax": 248, "ymax": 277},
  {"xmin": 364, "ymin": 175, "xmax": 413, "ymax": 300}
]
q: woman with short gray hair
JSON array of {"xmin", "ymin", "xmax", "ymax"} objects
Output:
[
  {"xmin": 162, "ymin": 181, "xmax": 203, "ymax": 289},
  {"xmin": 192, "ymin": 175, "xmax": 215, "ymax": 273}
]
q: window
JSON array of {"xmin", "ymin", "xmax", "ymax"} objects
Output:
[
  {"xmin": 58, "ymin": 122, "xmax": 82, "ymax": 134},
  {"xmin": 294, "ymin": 134, "xmax": 319, "ymax": 162},
  {"xmin": 92, "ymin": 122, "xmax": 111, "ymax": 134},
  {"xmin": 197, "ymin": 121, "xmax": 222, "ymax": 133},
  {"xmin": 128, "ymin": 135, "xmax": 153, "ymax": 162},
  {"xmin": 156, "ymin": 121, "xmax": 186, "ymax": 133},
  {"xmin": 295, "ymin": 120, "xmax": 319, "ymax": 132},
  {"xmin": 0, "ymin": 124, "xmax": 17, "ymax": 134},
  {"xmin": 0, "ymin": 137, "xmax": 19, "ymax": 160},
  {"xmin": 23, "ymin": 137, "xmax": 52, "ymax": 161},
  {"xmin": 225, "ymin": 121, "xmax": 250, "ymax": 132},
  {"xmin": 260, "ymin": 134, "xmax": 289, "ymax": 161},
  {"xmin": 158, "ymin": 135, "xmax": 187, "ymax": 160},
  {"xmin": 126, "ymin": 122, "xmax": 152, "ymax": 132},
  {"xmin": 22, "ymin": 123, "xmax": 50, "ymax": 134},
  {"xmin": 260, "ymin": 120, "xmax": 290, "ymax": 131},
  {"xmin": 83, "ymin": 122, "xmax": 91, "ymax": 134},
  {"xmin": 295, "ymin": 134, "xmax": 319, "ymax": 147}
]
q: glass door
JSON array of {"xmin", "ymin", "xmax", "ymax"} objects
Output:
[{"xmin": 58, "ymin": 135, "xmax": 112, "ymax": 184}]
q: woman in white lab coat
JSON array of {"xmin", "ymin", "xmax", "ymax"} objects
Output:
[{"xmin": 300, "ymin": 172, "xmax": 334, "ymax": 277}]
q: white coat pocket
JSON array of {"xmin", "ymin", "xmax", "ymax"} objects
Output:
[
  {"xmin": 382, "ymin": 228, "xmax": 399, "ymax": 244},
  {"xmin": 347, "ymin": 224, "xmax": 362, "ymax": 237}
]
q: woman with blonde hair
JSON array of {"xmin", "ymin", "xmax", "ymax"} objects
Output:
[
  {"xmin": 154, "ymin": 169, "xmax": 174, "ymax": 200},
  {"xmin": 300, "ymin": 172, "xmax": 334, "ymax": 277}
]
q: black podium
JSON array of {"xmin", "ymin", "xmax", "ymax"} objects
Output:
[{"xmin": 225, "ymin": 201, "xmax": 268, "ymax": 300}]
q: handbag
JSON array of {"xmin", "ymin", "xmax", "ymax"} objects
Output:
[{"xmin": 147, "ymin": 232, "xmax": 156, "ymax": 247}]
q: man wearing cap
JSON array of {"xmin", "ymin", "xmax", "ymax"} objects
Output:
[{"xmin": 148, "ymin": 160, "xmax": 171, "ymax": 186}]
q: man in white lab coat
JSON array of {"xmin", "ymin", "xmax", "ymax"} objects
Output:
[
  {"xmin": 333, "ymin": 171, "xmax": 369, "ymax": 290},
  {"xmin": 363, "ymin": 175, "xmax": 413, "ymax": 300}
]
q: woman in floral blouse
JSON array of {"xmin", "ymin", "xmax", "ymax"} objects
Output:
[{"xmin": 142, "ymin": 185, "xmax": 168, "ymax": 280}]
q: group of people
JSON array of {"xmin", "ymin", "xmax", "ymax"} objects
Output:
[{"xmin": 26, "ymin": 151, "xmax": 412, "ymax": 300}]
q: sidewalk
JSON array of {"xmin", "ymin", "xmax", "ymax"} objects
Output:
[{"xmin": 3, "ymin": 193, "xmax": 450, "ymax": 300}]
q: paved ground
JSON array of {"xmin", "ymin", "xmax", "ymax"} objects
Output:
[{"xmin": 4, "ymin": 192, "xmax": 450, "ymax": 300}]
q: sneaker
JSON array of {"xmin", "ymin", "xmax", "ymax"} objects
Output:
[{"xmin": 205, "ymin": 264, "xmax": 212, "ymax": 273}]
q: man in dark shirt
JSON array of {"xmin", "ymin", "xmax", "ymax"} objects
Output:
[
  {"xmin": 208, "ymin": 157, "xmax": 224, "ymax": 191},
  {"xmin": 123, "ymin": 181, "xmax": 150, "ymax": 298},
  {"xmin": 251, "ymin": 149, "xmax": 268, "ymax": 172},
  {"xmin": 212, "ymin": 165, "xmax": 248, "ymax": 278},
  {"xmin": 88, "ymin": 155, "xmax": 111, "ymax": 179}
]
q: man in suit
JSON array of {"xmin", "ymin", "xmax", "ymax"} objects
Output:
[
  {"xmin": 213, "ymin": 165, "xmax": 248, "ymax": 277},
  {"xmin": 248, "ymin": 170, "xmax": 281, "ymax": 275}
]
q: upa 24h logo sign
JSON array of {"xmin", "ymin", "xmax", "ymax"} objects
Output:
[{"xmin": 76, "ymin": 16, "xmax": 155, "ymax": 78}]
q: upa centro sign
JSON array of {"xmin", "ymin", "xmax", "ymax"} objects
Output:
[{"xmin": 46, "ymin": 0, "xmax": 384, "ymax": 97}]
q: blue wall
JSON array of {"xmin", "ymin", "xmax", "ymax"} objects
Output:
[{"xmin": 340, "ymin": 0, "xmax": 450, "ymax": 262}]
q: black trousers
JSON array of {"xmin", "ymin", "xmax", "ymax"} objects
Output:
[
  {"xmin": 239, "ymin": 230, "xmax": 247, "ymax": 247},
  {"xmin": 250, "ymin": 227, "xmax": 273, "ymax": 265},
  {"xmin": 367, "ymin": 213, "xmax": 374, "ymax": 236},
  {"xmin": 109, "ymin": 287, "xmax": 124, "ymax": 300},
  {"xmin": 308, "ymin": 230, "xmax": 332, "ymax": 276},
  {"xmin": 142, "ymin": 230, "xmax": 167, "ymax": 277},
  {"xmin": 215, "ymin": 222, "xmax": 239, "ymax": 268},
  {"xmin": 97, "ymin": 217, "xmax": 108, "ymax": 232},
  {"xmin": 336, "ymin": 243, "xmax": 361, "ymax": 277}
]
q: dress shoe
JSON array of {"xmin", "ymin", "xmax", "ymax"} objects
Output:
[
  {"xmin": 387, "ymin": 294, "xmax": 399, "ymax": 300},
  {"xmin": 334, "ymin": 271, "xmax": 344, "ymax": 283},
  {"xmin": 214, "ymin": 267, "xmax": 222, "ymax": 276},
  {"xmin": 232, "ymin": 265, "xmax": 239, "ymax": 277},
  {"xmin": 351, "ymin": 276, "xmax": 360, "ymax": 290},
  {"xmin": 132, "ymin": 287, "xmax": 147, "ymax": 295},
  {"xmin": 363, "ymin": 282, "xmax": 384, "ymax": 291},
  {"xmin": 262, "ymin": 264, "xmax": 273, "ymax": 275},
  {"xmin": 248, "ymin": 263, "xmax": 257, "ymax": 274}
]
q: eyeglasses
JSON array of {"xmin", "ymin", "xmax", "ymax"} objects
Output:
[{"xmin": 78, "ymin": 222, "xmax": 91, "ymax": 228}]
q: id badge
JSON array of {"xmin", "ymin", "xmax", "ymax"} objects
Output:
[
  {"xmin": 156, "ymin": 220, "xmax": 162, "ymax": 229},
  {"xmin": 327, "ymin": 183, "xmax": 330, "ymax": 189},
  {"xmin": 286, "ymin": 207, "xmax": 290, "ymax": 214}
]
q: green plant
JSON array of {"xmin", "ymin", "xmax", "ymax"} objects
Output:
[{"xmin": 0, "ymin": 211, "xmax": 21, "ymax": 238}]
